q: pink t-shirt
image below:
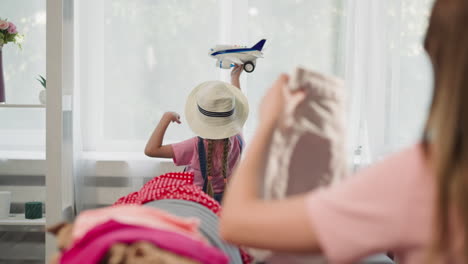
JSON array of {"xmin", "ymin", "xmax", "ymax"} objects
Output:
[
  {"xmin": 306, "ymin": 144, "xmax": 462, "ymax": 264},
  {"xmin": 73, "ymin": 205, "xmax": 205, "ymax": 243},
  {"xmin": 172, "ymin": 135, "xmax": 243, "ymax": 193}
]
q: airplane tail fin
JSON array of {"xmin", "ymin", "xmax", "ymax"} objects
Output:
[{"xmin": 251, "ymin": 39, "xmax": 266, "ymax": 51}]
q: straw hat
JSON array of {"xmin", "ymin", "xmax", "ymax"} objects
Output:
[{"xmin": 185, "ymin": 81, "xmax": 249, "ymax": 140}]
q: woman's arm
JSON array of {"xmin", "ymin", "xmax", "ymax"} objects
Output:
[
  {"xmin": 231, "ymin": 64, "xmax": 243, "ymax": 89},
  {"xmin": 144, "ymin": 112, "xmax": 181, "ymax": 158},
  {"xmin": 220, "ymin": 75, "xmax": 321, "ymax": 253}
]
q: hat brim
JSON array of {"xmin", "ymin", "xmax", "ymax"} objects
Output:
[{"xmin": 185, "ymin": 81, "xmax": 249, "ymax": 140}]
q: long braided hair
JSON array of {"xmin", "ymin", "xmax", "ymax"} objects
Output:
[{"xmin": 205, "ymin": 138, "xmax": 231, "ymax": 197}]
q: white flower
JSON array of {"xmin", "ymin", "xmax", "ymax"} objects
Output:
[
  {"xmin": 15, "ymin": 34, "xmax": 24, "ymax": 43},
  {"xmin": 0, "ymin": 20, "xmax": 9, "ymax": 30}
]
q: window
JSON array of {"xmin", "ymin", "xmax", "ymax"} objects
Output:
[
  {"xmin": 0, "ymin": 0, "xmax": 46, "ymax": 152},
  {"xmin": 78, "ymin": 0, "xmax": 220, "ymax": 152},
  {"xmin": 76, "ymin": 0, "xmax": 436, "ymax": 166},
  {"xmin": 245, "ymin": 0, "xmax": 345, "ymax": 137},
  {"xmin": 77, "ymin": 0, "xmax": 345, "ymax": 152}
]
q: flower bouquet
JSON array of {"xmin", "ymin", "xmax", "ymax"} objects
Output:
[{"xmin": 0, "ymin": 18, "xmax": 23, "ymax": 103}]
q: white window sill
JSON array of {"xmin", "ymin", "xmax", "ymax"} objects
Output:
[
  {"xmin": 0, "ymin": 214, "xmax": 45, "ymax": 226},
  {"xmin": 0, "ymin": 151, "xmax": 46, "ymax": 161},
  {"xmin": 0, "ymin": 151, "xmax": 174, "ymax": 162},
  {"xmin": 80, "ymin": 151, "xmax": 174, "ymax": 163},
  {"xmin": 0, "ymin": 151, "xmax": 178, "ymax": 177}
]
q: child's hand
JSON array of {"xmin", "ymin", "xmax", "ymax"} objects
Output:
[
  {"xmin": 231, "ymin": 64, "xmax": 243, "ymax": 89},
  {"xmin": 164, "ymin": 112, "xmax": 181, "ymax": 124}
]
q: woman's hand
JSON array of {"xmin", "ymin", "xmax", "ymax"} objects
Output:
[
  {"xmin": 259, "ymin": 74, "xmax": 288, "ymax": 128},
  {"xmin": 220, "ymin": 73, "xmax": 317, "ymax": 252},
  {"xmin": 259, "ymin": 74, "xmax": 306, "ymax": 128},
  {"xmin": 231, "ymin": 64, "xmax": 243, "ymax": 89},
  {"xmin": 163, "ymin": 112, "xmax": 181, "ymax": 124}
]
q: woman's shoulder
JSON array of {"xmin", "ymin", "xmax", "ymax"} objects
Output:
[
  {"xmin": 305, "ymin": 143, "xmax": 434, "ymax": 263},
  {"xmin": 354, "ymin": 143, "xmax": 430, "ymax": 184}
]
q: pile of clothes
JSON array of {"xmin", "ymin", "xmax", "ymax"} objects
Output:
[
  {"xmin": 114, "ymin": 172, "xmax": 221, "ymax": 215},
  {"xmin": 49, "ymin": 172, "xmax": 251, "ymax": 264}
]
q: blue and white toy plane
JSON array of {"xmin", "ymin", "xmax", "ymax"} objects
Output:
[{"xmin": 209, "ymin": 39, "xmax": 266, "ymax": 73}]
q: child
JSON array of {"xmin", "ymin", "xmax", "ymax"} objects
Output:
[{"xmin": 145, "ymin": 65, "xmax": 249, "ymax": 203}]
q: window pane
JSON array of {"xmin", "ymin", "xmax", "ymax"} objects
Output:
[
  {"xmin": 245, "ymin": 0, "xmax": 345, "ymax": 138},
  {"xmin": 0, "ymin": 108, "xmax": 45, "ymax": 151},
  {"xmin": 0, "ymin": 0, "xmax": 46, "ymax": 104},
  {"xmin": 79, "ymin": 0, "xmax": 347, "ymax": 151},
  {"xmin": 0, "ymin": 0, "xmax": 46, "ymax": 151},
  {"xmin": 84, "ymin": 0, "xmax": 219, "ymax": 151}
]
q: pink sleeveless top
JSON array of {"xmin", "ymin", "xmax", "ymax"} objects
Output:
[{"xmin": 172, "ymin": 135, "xmax": 243, "ymax": 193}]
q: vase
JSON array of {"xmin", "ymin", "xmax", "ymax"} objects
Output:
[
  {"xmin": 0, "ymin": 191, "xmax": 11, "ymax": 219},
  {"xmin": 0, "ymin": 46, "xmax": 4, "ymax": 103},
  {"xmin": 39, "ymin": 90, "xmax": 46, "ymax": 105}
]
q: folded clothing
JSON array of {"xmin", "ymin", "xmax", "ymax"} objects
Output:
[
  {"xmin": 114, "ymin": 172, "xmax": 221, "ymax": 215},
  {"xmin": 60, "ymin": 220, "xmax": 228, "ymax": 264},
  {"xmin": 104, "ymin": 242, "xmax": 201, "ymax": 264},
  {"xmin": 114, "ymin": 172, "xmax": 252, "ymax": 264},
  {"xmin": 73, "ymin": 205, "xmax": 206, "ymax": 244},
  {"xmin": 145, "ymin": 199, "xmax": 243, "ymax": 264}
]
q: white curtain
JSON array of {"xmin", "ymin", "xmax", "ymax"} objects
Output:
[
  {"xmin": 73, "ymin": 0, "xmax": 434, "ymax": 212},
  {"xmin": 344, "ymin": 0, "xmax": 434, "ymax": 169}
]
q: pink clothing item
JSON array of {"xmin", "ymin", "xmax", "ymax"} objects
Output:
[
  {"xmin": 113, "ymin": 172, "xmax": 253, "ymax": 264},
  {"xmin": 73, "ymin": 205, "xmax": 205, "ymax": 244},
  {"xmin": 61, "ymin": 220, "xmax": 228, "ymax": 264},
  {"xmin": 172, "ymin": 135, "xmax": 243, "ymax": 193},
  {"xmin": 305, "ymin": 144, "xmax": 458, "ymax": 264},
  {"xmin": 114, "ymin": 172, "xmax": 221, "ymax": 215}
]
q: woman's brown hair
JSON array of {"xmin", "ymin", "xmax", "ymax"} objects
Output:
[{"xmin": 423, "ymin": 0, "xmax": 468, "ymax": 261}]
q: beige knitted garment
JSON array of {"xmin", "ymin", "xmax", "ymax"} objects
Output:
[
  {"xmin": 264, "ymin": 67, "xmax": 346, "ymax": 200},
  {"xmin": 252, "ymin": 67, "xmax": 347, "ymax": 264}
]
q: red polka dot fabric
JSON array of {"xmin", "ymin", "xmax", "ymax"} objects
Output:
[{"xmin": 113, "ymin": 172, "xmax": 252, "ymax": 264}]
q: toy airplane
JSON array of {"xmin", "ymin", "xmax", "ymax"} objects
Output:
[{"xmin": 209, "ymin": 39, "xmax": 266, "ymax": 73}]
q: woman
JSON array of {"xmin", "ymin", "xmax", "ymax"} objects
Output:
[{"xmin": 220, "ymin": 0, "xmax": 468, "ymax": 263}]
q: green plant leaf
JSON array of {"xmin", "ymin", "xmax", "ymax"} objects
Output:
[
  {"xmin": 37, "ymin": 75, "xmax": 46, "ymax": 89},
  {"xmin": 6, "ymin": 34, "xmax": 15, "ymax": 42},
  {"xmin": 41, "ymin": 76, "xmax": 46, "ymax": 88}
]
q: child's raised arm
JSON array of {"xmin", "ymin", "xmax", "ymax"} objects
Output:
[
  {"xmin": 231, "ymin": 64, "xmax": 243, "ymax": 90},
  {"xmin": 144, "ymin": 112, "xmax": 181, "ymax": 158}
]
